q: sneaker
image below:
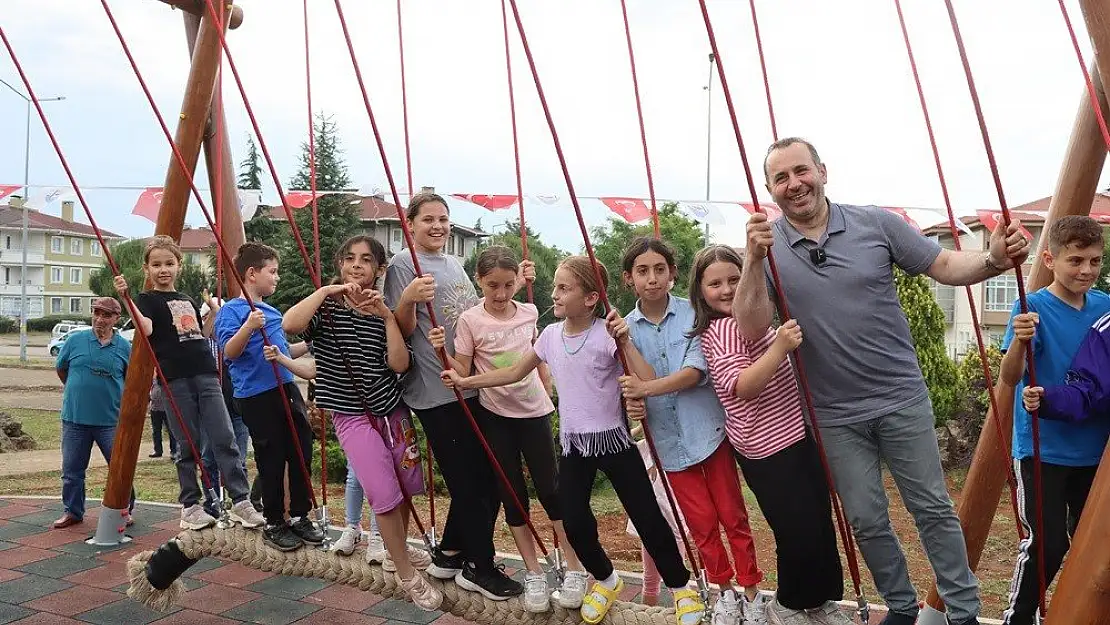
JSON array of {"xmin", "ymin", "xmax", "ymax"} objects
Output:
[
  {"xmin": 806, "ymin": 600, "xmax": 856, "ymax": 625},
  {"xmin": 764, "ymin": 597, "xmax": 810, "ymax": 625},
  {"xmin": 228, "ymin": 500, "xmax": 265, "ymax": 529},
  {"xmin": 364, "ymin": 532, "xmax": 388, "ymax": 565},
  {"xmin": 290, "ymin": 516, "xmax": 325, "ymax": 545},
  {"xmin": 454, "ymin": 562, "xmax": 524, "ymax": 601},
  {"xmin": 263, "ymin": 523, "xmax": 304, "ymax": 552},
  {"xmin": 556, "ymin": 570, "xmax": 589, "ymax": 609},
  {"xmin": 425, "ymin": 547, "xmax": 464, "ymax": 580},
  {"xmin": 332, "ymin": 525, "xmax": 362, "ymax": 556},
  {"xmin": 203, "ymin": 500, "xmax": 222, "ymax": 520},
  {"xmin": 877, "ymin": 612, "xmax": 918, "ymax": 625},
  {"xmin": 742, "ymin": 592, "xmax": 770, "ymax": 625},
  {"xmin": 673, "ymin": 588, "xmax": 707, "ymax": 625},
  {"xmin": 713, "ymin": 590, "xmax": 742, "ymax": 625},
  {"xmin": 179, "ymin": 504, "xmax": 217, "ymax": 530},
  {"xmin": 383, "ymin": 545, "xmax": 433, "ymax": 572},
  {"xmin": 398, "ymin": 571, "xmax": 443, "ymax": 611},
  {"xmin": 523, "ymin": 571, "xmax": 550, "ymax": 613}
]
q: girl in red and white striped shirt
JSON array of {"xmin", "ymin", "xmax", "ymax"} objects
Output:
[{"xmin": 689, "ymin": 245, "xmax": 849, "ymax": 623}]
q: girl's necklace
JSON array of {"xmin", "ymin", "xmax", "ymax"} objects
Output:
[{"xmin": 561, "ymin": 320, "xmax": 594, "ymax": 355}]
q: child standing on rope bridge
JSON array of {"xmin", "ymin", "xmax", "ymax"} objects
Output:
[
  {"xmin": 214, "ymin": 243, "xmax": 325, "ymax": 552},
  {"xmin": 114, "ymin": 236, "xmax": 265, "ymax": 532},
  {"xmin": 441, "ymin": 256, "xmax": 707, "ymax": 625},
  {"xmin": 384, "ymin": 192, "xmax": 524, "ymax": 601},
  {"xmin": 689, "ymin": 245, "xmax": 850, "ymax": 625},
  {"xmin": 617, "ymin": 237, "xmax": 764, "ymax": 625},
  {"xmin": 429, "ymin": 245, "xmax": 588, "ymax": 613},
  {"xmin": 998, "ymin": 215, "xmax": 1110, "ymax": 625}
]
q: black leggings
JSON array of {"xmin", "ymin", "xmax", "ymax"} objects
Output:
[
  {"xmin": 560, "ymin": 445, "xmax": 690, "ymax": 588},
  {"xmin": 414, "ymin": 397, "xmax": 501, "ymax": 570},
  {"xmin": 237, "ymin": 383, "xmax": 314, "ymax": 526},
  {"xmin": 480, "ymin": 410, "xmax": 561, "ymax": 526}
]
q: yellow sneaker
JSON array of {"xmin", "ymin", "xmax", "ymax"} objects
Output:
[
  {"xmin": 673, "ymin": 588, "xmax": 706, "ymax": 625},
  {"xmin": 581, "ymin": 578, "xmax": 623, "ymax": 624}
]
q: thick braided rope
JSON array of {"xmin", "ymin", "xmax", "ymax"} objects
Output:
[{"xmin": 130, "ymin": 527, "xmax": 673, "ymax": 625}]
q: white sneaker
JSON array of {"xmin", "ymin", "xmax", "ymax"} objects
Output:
[
  {"xmin": 228, "ymin": 500, "xmax": 265, "ymax": 529},
  {"xmin": 713, "ymin": 590, "xmax": 742, "ymax": 625},
  {"xmin": 180, "ymin": 504, "xmax": 216, "ymax": 530},
  {"xmin": 332, "ymin": 525, "xmax": 362, "ymax": 556},
  {"xmin": 764, "ymin": 597, "xmax": 811, "ymax": 625},
  {"xmin": 523, "ymin": 571, "xmax": 550, "ymax": 613},
  {"xmin": 805, "ymin": 600, "xmax": 855, "ymax": 625},
  {"xmin": 741, "ymin": 592, "xmax": 770, "ymax": 625},
  {"xmin": 383, "ymin": 544, "xmax": 432, "ymax": 572},
  {"xmin": 555, "ymin": 570, "xmax": 588, "ymax": 609},
  {"xmin": 364, "ymin": 532, "xmax": 388, "ymax": 565},
  {"xmin": 398, "ymin": 571, "xmax": 443, "ymax": 611}
]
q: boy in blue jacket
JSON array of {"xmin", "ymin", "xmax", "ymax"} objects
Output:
[{"xmin": 999, "ymin": 215, "xmax": 1110, "ymax": 625}]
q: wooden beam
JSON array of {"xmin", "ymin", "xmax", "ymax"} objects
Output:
[
  {"xmin": 158, "ymin": 0, "xmax": 243, "ymax": 30},
  {"xmin": 101, "ymin": 1, "xmax": 229, "ymax": 511}
]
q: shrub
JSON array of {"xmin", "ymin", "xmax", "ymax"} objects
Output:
[
  {"xmin": 0, "ymin": 317, "xmax": 16, "ymax": 334},
  {"xmin": 942, "ymin": 344, "xmax": 1004, "ymax": 469},
  {"xmin": 312, "ymin": 439, "xmax": 348, "ymax": 485}
]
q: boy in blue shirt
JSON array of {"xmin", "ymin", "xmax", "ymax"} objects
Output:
[
  {"xmin": 1023, "ymin": 311, "xmax": 1110, "ymax": 422},
  {"xmin": 215, "ymin": 243, "xmax": 322, "ymax": 552},
  {"xmin": 999, "ymin": 215, "xmax": 1110, "ymax": 625}
]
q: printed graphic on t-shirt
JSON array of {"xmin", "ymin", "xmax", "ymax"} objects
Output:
[
  {"xmin": 167, "ymin": 300, "xmax": 203, "ymax": 343},
  {"xmin": 398, "ymin": 414, "xmax": 420, "ymax": 471},
  {"xmin": 492, "ymin": 350, "xmax": 542, "ymax": 401},
  {"xmin": 441, "ymin": 283, "xmax": 478, "ymax": 327}
]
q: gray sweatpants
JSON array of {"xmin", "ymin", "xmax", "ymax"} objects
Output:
[
  {"xmin": 818, "ymin": 397, "xmax": 981, "ymax": 623},
  {"xmin": 163, "ymin": 373, "xmax": 249, "ymax": 507}
]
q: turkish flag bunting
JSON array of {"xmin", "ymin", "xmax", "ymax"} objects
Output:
[
  {"xmin": 883, "ymin": 206, "xmax": 921, "ymax": 231},
  {"xmin": 600, "ymin": 197, "xmax": 652, "ymax": 223},
  {"xmin": 132, "ymin": 187, "xmax": 165, "ymax": 223},
  {"xmin": 0, "ymin": 185, "xmax": 21, "ymax": 202},
  {"xmin": 451, "ymin": 194, "xmax": 519, "ymax": 211},
  {"xmin": 282, "ymin": 191, "xmax": 316, "ymax": 209},
  {"xmin": 976, "ymin": 210, "xmax": 1034, "ymax": 239},
  {"xmin": 740, "ymin": 202, "xmax": 783, "ymax": 220}
]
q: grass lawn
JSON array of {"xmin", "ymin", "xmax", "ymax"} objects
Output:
[
  {"xmin": 0, "ymin": 357, "xmax": 55, "ymax": 370},
  {"xmin": 5, "ymin": 407, "xmax": 61, "ymax": 450}
]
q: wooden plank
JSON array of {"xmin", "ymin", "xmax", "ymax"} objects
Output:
[{"xmin": 157, "ymin": 0, "xmax": 242, "ymax": 30}]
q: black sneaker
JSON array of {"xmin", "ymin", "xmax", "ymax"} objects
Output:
[
  {"xmin": 263, "ymin": 523, "xmax": 303, "ymax": 552},
  {"xmin": 454, "ymin": 562, "xmax": 523, "ymax": 601},
  {"xmin": 426, "ymin": 547, "xmax": 465, "ymax": 580},
  {"xmin": 290, "ymin": 516, "xmax": 324, "ymax": 545}
]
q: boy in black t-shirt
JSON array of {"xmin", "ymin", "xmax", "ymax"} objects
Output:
[{"xmin": 114, "ymin": 236, "xmax": 264, "ymax": 531}]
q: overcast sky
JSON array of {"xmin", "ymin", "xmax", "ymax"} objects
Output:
[{"xmin": 2, "ymin": 0, "xmax": 1108, "ymax": 251}]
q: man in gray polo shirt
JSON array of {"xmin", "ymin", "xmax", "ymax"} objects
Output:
[{"xmin": 734, "ymin": 138, "xmax": 1030, "ymax": 625}]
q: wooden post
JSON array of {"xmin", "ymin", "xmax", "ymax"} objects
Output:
[
  {"xmin": 158, "ymin": 0, "xmax": 243, "ymax": 30},
  {"xmin": 923, "ymin": 66, "xmax": 1109, "ymax": 615},
  {"xmin": 101, "ymin": 1, "xmax": 230, "ymax": 511}
]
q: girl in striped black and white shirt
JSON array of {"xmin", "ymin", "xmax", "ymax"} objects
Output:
[{"xmin": 689, "ymin": 245, "xmax": 849, "ymax": 623}]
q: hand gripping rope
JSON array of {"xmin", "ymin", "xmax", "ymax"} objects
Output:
[
  {"xmin": 694, "ymin": 1, "xmax": 869, "ymax": 621},
  {"xmin": 941, "ymin": 1, "xmax": 1048, "ymax": 616},
  {"xmin": 616, "ymin": 0, "xmax": 710, "ymax": 603},
  {"xmin": 891, "ymin": 0, "xmax": 1026, "ymax": 542},
  {"xmin": 330, "ymin": 0, "xmax": 559, "ymax": 574},
  {"xmin": 503, "ymin": 0, "xmax": 710, "ymax": 606},
  {"xmin": 394, "ymin": 0, "xmax": 439, "ymax": 546},
  {"xmin": 99, "ymin": 0, "xmax": 326, "ymax": 540},
  {"xmin": 0, "ymin": 26, "xmax": 228, "ymax": 526}
]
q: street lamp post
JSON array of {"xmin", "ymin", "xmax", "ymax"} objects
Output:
[
  {"xmin": 703, "ymin": 53, "xmax": 715, "ymax": 244},
  {"xmin": 1, "ymin": 78, "xmax": 64, "ymax": 364}
]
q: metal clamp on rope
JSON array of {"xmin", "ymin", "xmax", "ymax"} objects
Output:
[
  {"xmin": 543, "ymin": 551, "xmax": 565, "ymax": 585},
  {"xmin": 421, "ymin": 528, "xmax": 436, "ymax": 553},
  {"xmin": 315, "ymin": 506, "xmax": 332, "ymax": 550},
  {"xmin": 211, "ymin": 489, "xmax": 233, "ymax": 529},
  {"xmin": 694, "ymin": 568, "xmax": 710, "ymax": 608},
  {"xmin": 855, "ymin": 595, "xmax": 869, "ymax": 624}
]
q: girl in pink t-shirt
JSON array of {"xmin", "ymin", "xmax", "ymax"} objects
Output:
[{"xmin": 430, "ymin": 246, "xmax": 584, "ymax": 613}]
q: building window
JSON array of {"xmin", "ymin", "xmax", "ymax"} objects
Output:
[
  {"xmin": 91, "ymin": 241, "xmax": 101, "ymax": 257},
  {"xmin": 70, "ymin": 268, "xmax": 82, "ymax": 285},
  {"xmin": 2, "ymin": 268, "xmax": 8, "ymax": 285},
  {"xmin": 931, "ymin": 281, "xmax": 955, "ymax": 323},
  {"xmin": 51, "ymin": 237, "xmax": 63, "ymax": 253},
  {"xmin": 3, "ymin": 236, "xmax": 9, "ymax": 250},
  {"xmin": 447, "ymin": 235, "xmax": 456, "ymax": 256},
  {"xmin": 50, "ymin": 267, "xmax": 62, "ymax": 284},
  {"xmin": 984, "ymin": 274, "xmax": 1018, "ymax": 312},
  {"xmin": 70, "ymin": 239, "xmax": 82, "ymax": 255},
  {"xmin": 392, "ymin": 229, "xmax": 402, "ymax": 244},
  {"xmin": 69, "ymin": 297, "xmax": 81, "ymax": 314},
  {"xmin": 50, "ymin": 297, "xmax": 61, "ymax": 314}
]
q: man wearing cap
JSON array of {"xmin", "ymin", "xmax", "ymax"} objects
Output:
[{"xmin": 53, "ymin": 297, "xmax": 136, "ymax": 529}]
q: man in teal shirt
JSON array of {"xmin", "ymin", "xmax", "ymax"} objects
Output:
[{"xmin": 53, "ymin": 297, "xmax": 133, "ymax": 529}]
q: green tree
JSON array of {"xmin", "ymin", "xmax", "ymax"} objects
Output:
[
  {"xmin": 1097, "ymin": 238, "xmax": 1110, "ymax": 292},
  {"xmin": 268, "ymin": 113, "xmax": 363, "ymax": 310},
  {"xmin": 464, "ymin": 220, "xmax": 568, "ymax": 329},
  {"xmin": 237, "ymin": 134, "xmax": 263, "ymax": 191},
  {"xmin": 895, "ymin": 268, "xmax": 960, "ymax": 424},
  {"xmin": 590, "ymin": 203, "xmax": 705, "ymax": 314},
  {"xmin": 89, "ymin": 239, "xmax": 213, "ymax": 312}
]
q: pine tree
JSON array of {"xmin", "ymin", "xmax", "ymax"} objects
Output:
[
  {"xmin": 237, "ymin": 134, "xmax": 263, "ymax": 191},
  {"xmin": 465, "ymin": 220, "xmax": 568, "ymax": 328}
]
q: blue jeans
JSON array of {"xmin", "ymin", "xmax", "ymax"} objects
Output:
[
  {"xmin": 61, "ymin": 421, "xmax": 135, "ymax": 520},
  {"xmin": 818, "ymin": 398, "xmax": 980, "ymax": 622},
  {"xmin": 345, "ymin": 458, "xmax": 378, "ymax": 532}
]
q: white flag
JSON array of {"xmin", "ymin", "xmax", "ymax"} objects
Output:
[
  {"xmin": 237, "ymin": 189, "xmax": 262, "ymax": 219},
  {"xmin": 26, "ymin": 186, "xmax": 72, "ymax": 209},
  {"xmin": 678, "ymin": 201, "xmax": 726, "ymax": 225}
]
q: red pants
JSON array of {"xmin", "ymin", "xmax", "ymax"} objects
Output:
[{"xmin": 668, "ymin": 442, "xmax": 762, "ymax": 587}]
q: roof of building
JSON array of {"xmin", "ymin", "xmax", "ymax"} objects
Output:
[
  {"xmin": 264, "ymin": 195, "xmax": 490, "ymax": 237},
  {"xmin": 178, "ymin": 226, "xmax": 217, "ymax": 251},
  {"xmin": 0, "ymin": 206, "xmax": 122, "ymax": 239},
  {"xmin": 921, "ymin": 193, "xmax": 1110, "ymax": 236}
]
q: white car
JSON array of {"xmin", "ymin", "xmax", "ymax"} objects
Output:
[
  {"xmin": 48, "ymin": 327, "xmax": 87, "ymax": 357},
  {"xmin": 120, "ymin": 318, "xmax": 135, "ymax": 343},
  {"xmin": 51, "ymin": 321, "xmax": 89, "ymax": 340}
]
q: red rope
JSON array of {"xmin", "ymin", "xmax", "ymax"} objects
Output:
[
  {"xmin": 0, "ymin": 26, "xmax": 221, "ymax": 501},
  {"xmin": 746, "ymin": 0, "xmax": 777, "ymax": 141},
  {"xmin": 891, "ymin": 0, "xmax": 1025, "ymax": 542},
  {"xmin": 332, "ymin": 0, "xmax": 551, "ymax": 558},
  {"xmin": 397, "ymin": 0, "xmax": 414, "ymax": 195},
  {"xmin": 302, "ymin": 0, "xmax": 327, "ymax": 508},
  {"xmin": 616, "ymin": 0, "xmax": 660, "ymax": 239},
  {"xmin": 694, "ymin": 0, "xmax": 867, "ymax": 609},
  {"xmin": 500, "ymin": 0, "xmax": 532, "ymax": 305},
  {"xmin": 1054, "ymin": 0, "xmax": 1110, "ymax": 150},
  {"xmin": 941, "ymin": 0, "xmax": 1046, "ymax": 615},
  {"xmin": 505, "ymin": 0, "xmax": 705, "ymax": 580}
]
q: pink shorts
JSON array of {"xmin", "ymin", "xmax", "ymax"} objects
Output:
[{"xmin": 331, "ymin": 404, "xmax": 425, "ymax": 515}]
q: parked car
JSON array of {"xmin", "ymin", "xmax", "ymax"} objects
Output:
[
  {"xmin": 120, "ymin": 318, "xmax": 135, "ymax": 343},
  {"xmin": 51, "ymin": 320, "xmax": 89, "ymax": 340},
  {"xmin": 48, "ymin": 327, "xmax": 87, "ymax": 357}
]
